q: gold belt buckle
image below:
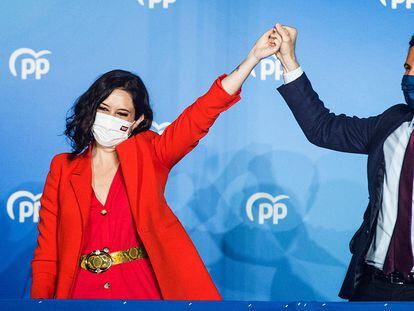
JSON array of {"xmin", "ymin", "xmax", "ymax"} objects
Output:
[{"xmin": 84, "ymin": 249, "xmax": 113, "ymax": 273}]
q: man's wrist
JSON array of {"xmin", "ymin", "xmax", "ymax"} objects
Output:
[{"xmin": 281, "ymin": 57, "xmax": 300, "ymax": 72}]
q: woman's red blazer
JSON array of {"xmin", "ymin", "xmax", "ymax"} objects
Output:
[{"xmin": 30, "ymin": 75, "xmax": 241, "ymax": 299}]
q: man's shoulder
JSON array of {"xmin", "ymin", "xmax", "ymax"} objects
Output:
[
  {"xmin": 377, "ymin": 103, "xmax": 413, "ymax": 129},
  {"xmin": 369, "ymin": 104, "xmax": 413, "ymax": 147},
  {"xmin": 381, "ymin": 103, "xmax": 412, "ymax": 117}
]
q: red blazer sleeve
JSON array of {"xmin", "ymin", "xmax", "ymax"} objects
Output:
[
  {"xmin": 152, "ymin": 74, "xmax": 241, "ymax": 168},
  {"xmin": 30, "ymin": 155, "xmax": 61, "ymax": 299}
]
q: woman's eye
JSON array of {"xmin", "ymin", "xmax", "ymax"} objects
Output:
[
  {"xmin": 118, "ymin": 113, "xmax": 128, "ymax": 117},
  {"xmin": 98, "ymin": 107, "xmax": 108, "ymax": 111}
]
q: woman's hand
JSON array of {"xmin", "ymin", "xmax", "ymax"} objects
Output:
[
  {"xmin": 247, "ymin": 26, "xmax": 282, "ymax": 63},
  {"xmin": 221, "ymin": 25, "xmax": 282, "ymax": 95}
]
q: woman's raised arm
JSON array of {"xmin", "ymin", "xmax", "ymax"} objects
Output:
[{"xmin": 151, "ymin": 26, "xmax": 282, "ymax": 168}]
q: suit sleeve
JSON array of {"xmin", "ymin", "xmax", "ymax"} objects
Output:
[
  {"xmin": 151, "ymin": 74, "xmax": 241, "ymax": 168},
  {"xmin": 30, "ymin": 155, "xmax": 61, "ymax": 299},
  {"xmin": 277, "ymin": 73, "xmax": 382, "ymax": 154}
]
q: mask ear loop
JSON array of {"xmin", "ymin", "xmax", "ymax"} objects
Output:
[
  {"xmin": 128, "ymin": 115, "xmax": 146, "ymax": 137},
  {"xmin": 128, "ymin": 118, "xmax": 140, "ymax": 137},
  {"xmin": 128, "ymin": 125, "xmax": 134, "ymax": 138}
]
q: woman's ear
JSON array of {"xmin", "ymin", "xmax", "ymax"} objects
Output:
[{"xmin": 129, "ymin": 114, "xmax": 145, "ymax": 136}]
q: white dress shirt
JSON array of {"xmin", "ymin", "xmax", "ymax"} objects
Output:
[{"xmin": 365, "ymin": 118, "xmax": 414, "ymax": 270}]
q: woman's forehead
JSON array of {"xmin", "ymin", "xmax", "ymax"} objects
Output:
[{"xmin": 103, "ymin": 89, "xmax": 134, "ymax": 109}]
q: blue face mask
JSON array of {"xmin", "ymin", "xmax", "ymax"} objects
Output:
[{"xmin": 402, "ymin": 75, "xmax": 414, "ymax": 109}]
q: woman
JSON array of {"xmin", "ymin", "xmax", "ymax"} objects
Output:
[{"xmin": 30, "ymin": 26, "xmax": 282, "ymax": 300}]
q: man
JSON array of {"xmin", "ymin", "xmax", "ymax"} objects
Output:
[{"xmin": 272, "ymin": 23, "xmax": 414, "ymax": 301}]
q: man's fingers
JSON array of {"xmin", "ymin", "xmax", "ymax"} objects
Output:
[
  {"xmin": 282, "ymin": 25, "xmax": 297, "ymax": 40},
  {"xmin": 275, "ymin": 23, "xmax": 290, "ymax": 41},
  {"xmin": 269, "ymin": 29, "xmax": 281, "ymax": 39},
  {"xmin": 283, "ymin": 25, "xmax": 296, "ymax": 32},
  {"xmin": 269, "ymin": 35, "xmax": 282, "ymax": 49},
  {"xmin": 274, "ymin": 32, "xmax": 282, "ymax": 43}
]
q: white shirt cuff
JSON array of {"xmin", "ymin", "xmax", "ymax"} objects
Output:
[{"xmin": 283, "ymin": 66, "xmax": 304, "ymax": 84}]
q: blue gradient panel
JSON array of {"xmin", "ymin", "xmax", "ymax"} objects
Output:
[{"xmin": 0, "ymin": 0, "xmax": 412, "ymax": 301}]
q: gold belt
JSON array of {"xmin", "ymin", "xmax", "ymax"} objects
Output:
[{"xmin": 79, "ymin": 246, "xmax": 148, "ymax": 273}]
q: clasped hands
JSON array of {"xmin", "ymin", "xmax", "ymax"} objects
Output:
[{"xmin": 248, "ymin": 23, "xmax": 300, "ymax": 73}]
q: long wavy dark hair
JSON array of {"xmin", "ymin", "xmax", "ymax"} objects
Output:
[{"xmin": 65, "ymin": 69, "xmax": 153, "ymax": 158}]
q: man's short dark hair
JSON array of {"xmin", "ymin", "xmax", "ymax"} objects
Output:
[{"xmin": 410, "ymin": 35, "xmax": 414, "ymax": 47}]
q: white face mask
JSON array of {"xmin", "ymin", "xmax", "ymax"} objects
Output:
[{"xmin": 92, "ymin": 112, "xmax": 133, "ymax": 148}]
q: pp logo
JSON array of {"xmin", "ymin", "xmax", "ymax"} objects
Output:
[
  {"xmin": 250, "ymin": 55, "xmax": 283, "ymax": 81},
  {"xmin": 151, "ymin": 121, "xmax": 171, "ymax": 134},
  {"xmin": 9, "ymin": 48, "xmax": 51, "ymax": 80},
  {"xmin": 137, "ymin": 0, "xmax": 176, "ymax": 9},
  {"xmin": 7, "ymin": 191, "xmax": 42, "ymax": 223},
  {"xmin": 380, "ymin": 0, "xmax": 413, "ymax": 8},
  {"xmin": 246, "ymin": 192, "xmax": 289, "ymax": 225}
]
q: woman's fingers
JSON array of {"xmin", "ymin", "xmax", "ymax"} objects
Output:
[
  {"xmin": 251, "ymin": 24, "xmax": 285, "ymax": 60},
  {"xmin": 268, "ymin": 44, "xmax": 280, "ymax": 55},
  {"xmin": 267, "ymin": 28, "xmax": 282, "ymax": 50},
  {"xmin": 259, "ymin": 28, "xmax": 276, "ymax": 46},
  {"xmin": 271, "ymin": 32, "xmax": 282, "ymax": 46}
]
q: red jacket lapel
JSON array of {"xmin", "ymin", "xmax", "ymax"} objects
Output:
[
  {"xmin": 116, "ymin": 136, "xmax": 142, "ymax": 231},
  {"xmin": 69, "ymin": 145, "xmax": 92, "ymax": 230}
]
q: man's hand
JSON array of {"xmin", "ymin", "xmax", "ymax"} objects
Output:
[{"xmin": 275, "ymin": 23, "xmax": 300, "ymax": 73}]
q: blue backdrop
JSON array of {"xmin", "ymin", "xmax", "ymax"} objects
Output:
[{"xmin": 0, "ymin": 0, "xmax": 413, "ymax": 301}]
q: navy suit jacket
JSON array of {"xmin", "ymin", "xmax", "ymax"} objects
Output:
[{"xmin": 277, "ymin": 73, "xmax": 413, "ymax": 299}]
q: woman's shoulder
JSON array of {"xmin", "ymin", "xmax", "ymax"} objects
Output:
[
  {"xmin": 51, "ymin": 152, "xmax": 71, "ymax": 162},
  {"xmin": 51, "ymin": 152, "xmax": 71, "ymax": 166},
  {"xmin": 47, "ymin": 152, "xmax": 75, "ymax": 170}
]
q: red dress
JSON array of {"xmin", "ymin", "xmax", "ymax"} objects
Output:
[{"xmin": 71, "ymin": 166, "xmax": 162, "ymax": 299}]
